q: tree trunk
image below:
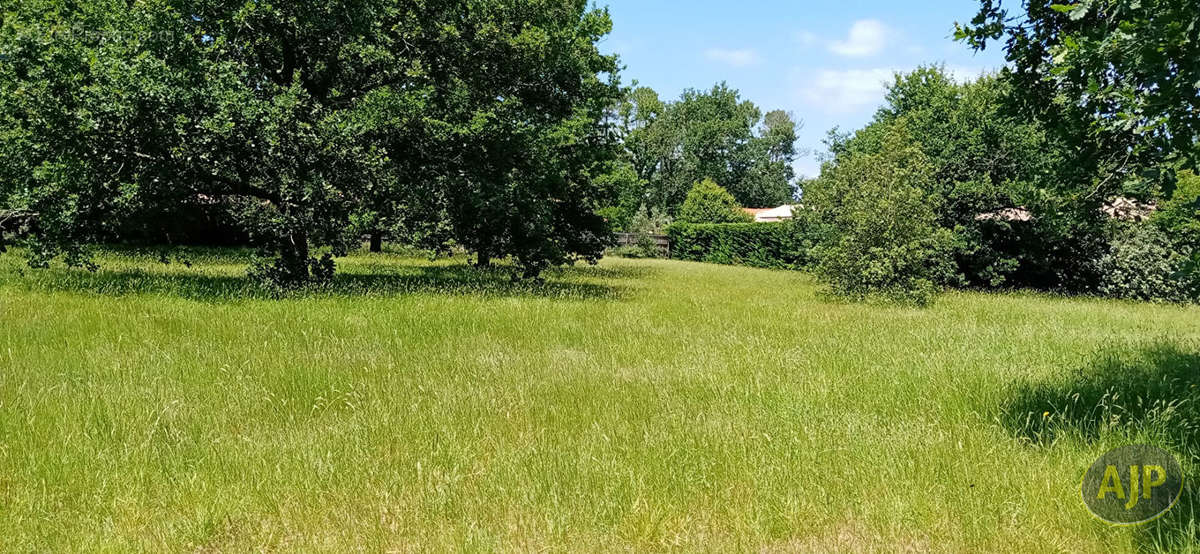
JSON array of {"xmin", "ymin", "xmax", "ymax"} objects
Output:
[
  {"xmin": 275, "ymin": 228, "xmax": 311, "ymax": 284},
  {"xmin": 369, "ymin": 231, "xmax": 383, "ymax": 253},
  {"xmin": 291, "ymin": 229, "xmax": 310, "ymax": 266},
  {"xmin": 476, "ymin": 249, "xmax": 491, "ymax": 267}
]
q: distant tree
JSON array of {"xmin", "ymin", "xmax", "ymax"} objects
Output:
[
  {"xmin": 444, "ymin": 87, "xmax": 623, "ymax": 275},
  {"xmin": 612, "ymin": 84, "xmax": 799, "ymax": 214},
  {"xmin": 677, "ymin": 179, "xmax": 754, "ymax": 224},
  {"xmin": 0, "ymin": 0, "xmax": 621, "ymax": 284},
  {"xmin": 739, "ymin": 110, "xmax": 801, "ymax": 207},
  {"xmin": 956, "ymin": 0, "xmax": 1200, "ymax": 177},
  {"xmin": 846, "ymin": 67, "xmax": 1056, "ymax": 224},
  {"xmin": 627, "ymin": 204, "xmax": 674, "ymax": 236},
  {"xmin": 660, "ymin": 85, "xmax": 760, "ymax": 208},
  {"xmin": 616, "ymin": 86, "xmax": 670, "ymax": 186}
]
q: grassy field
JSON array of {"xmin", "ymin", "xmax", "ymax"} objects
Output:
[{"xmin": 0, "ymin": 248, "xmax": 1197, "ymax": 552}]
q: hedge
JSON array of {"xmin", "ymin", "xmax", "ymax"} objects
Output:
[{"xmin": 666, "ymin": 222, "xmax": 813, "ymax": 270}]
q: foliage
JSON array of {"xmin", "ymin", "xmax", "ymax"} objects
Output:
[
  {"xmin": 0, "ymin": 0, "xmax": 621, "ymax": 284},
  {"xmin": 870, "ymin": 67, "xmax": 1055, "ymax": 226},
  {"xmin": 808, "ymin": 125, "xmax": 961, "ymax": 305},
  {"xmin": 592, "ymin": 161, "xmax": 645, "ymax": 232},
  {"xmin": 821, "ymin": 65, "xmax": 1118, "ymax": 292},
  {"xmin": 956, "ymin": 0, "xmax": 1200, "ymax": 175},
  {"xmin": 1098, "ymin": 224, "xmax": 1199, "ymax": 304},
  {"xmin": 1154, "ymin": 170, "xmax": 1200, "ymax": 251},
  {"xmin": 677, "ymin": 179, "xmax": 753, "ymax": 224},
  {"xmin": 613, "ymin": 84, "xmax": 798, "ymax": 212},
  {"xmin": 667, "ymin": 221, "xmax": 812, "ymax": 270},
  {"xmin": 610, "ymin": 204, "xmax": 672, "ymax": 259},
  {"xmin": 627, "ymin": 205, "xmax": 673, "ymax": 236}
]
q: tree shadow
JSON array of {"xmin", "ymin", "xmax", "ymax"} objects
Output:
[
  {"xmin": 1000, "ymin": 344, "xmax": 1200, "ymax": 551},
  {"xmin": 544, "ymin": 262, "xmax": 660, "ymax": 281},
  {"xmin": 5, "ymin": 261, "xmax": 630, "ymax": 303}
]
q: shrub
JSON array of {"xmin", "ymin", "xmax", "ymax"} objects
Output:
[
  {"xmin": 609, "ymin": 205, "xmax": 672, "ymax": 259},
  {"xmin": 628, "ymin": 205, "xmax": 673, "ymax": 236},
  {"xmin": 1154, "ymin": 170, "xmax": 1200, "ymax": 251},
  {"xmin": 805, "ymin": 124, "xmax": 961, "ymax": 305},
  {"xmin": 677, "ymin": 179, "xmax": 754, "ymax": 224},
  {"xmin": 667, "ymin": 221, "xmax": 813, "ymax": 270},
  {"xmin": 1098, "ymin": 224, "xmax": 1199, "ymax": 304}
]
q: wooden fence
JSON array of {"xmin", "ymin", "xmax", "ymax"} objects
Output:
[{"xmin": 613, "ymin": 232, "xmax": 671, "ymax": 258}]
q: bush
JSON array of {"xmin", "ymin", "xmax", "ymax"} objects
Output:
[
  {"xmin": 677, "ymin": 179, "xmax": 754, "ymax": 224},
  {"xmin": 805, "ymin": 123, "xmax": 961, "ymax": 305},
  {"xmin": 1154, "ymin": 170, "xmax": 1200, "ymax": 251},
  {"xmin": 814, "ymin": 220, "xmax": 959, "ymax": 306},
  {"xmin": 627, "ymin": 205, "xmax": 673, "ymax": 236},
  {"xmin": 1098, "ymin": 224, "xmax": 1199, "ymax": 303},
  {"xmin": 609, "ymin": 205, "xmax": 672, "ymax": 259},
  {"xmin": 667, "ymin": 221, "xmax": 813, "ymax": 270}
]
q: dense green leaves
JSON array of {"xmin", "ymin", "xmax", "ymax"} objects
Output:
[
  {"xmin": 612, "ymin": 83, "xmax": 798, "ymax": 215},
  {"xmin": 957, "ymin": 0, "xmax": 1200, "ymax": 175},
  {"xmin": 808, "ymin": 123, "xmax": 960, "ymax": 305},
  {"xmin": 953, "ymin": 1, "xmax": 1200, "ymax": 300},
  {"xmin": 667, "ymin": 222, "xmax": 812, "ymax": 270},
  {"xmin": 1098, "ymin": 224, "xmax": 1199, "ymax": 303},
  {"xmin": 815, "ymin": 65, "xmax": 1140, "ymax": 298},
  {"xmin": 677, "ymin": 179, "xmax": 753, "ymax": 224},
  {"xmin": 0, "ymin": 0, "xmax": 622, "ymax": 283},
  {"xmin": 1154, "ymin": 170, "xmax": 1200, "ymax": 250}
]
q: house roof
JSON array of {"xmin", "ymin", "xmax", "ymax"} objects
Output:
[
  {"xmin": 1102, "ymin": 197, "xmax": 1157, "ymax": 222},
  {"xmin": 744, "ymin": 205, "xmax": 795, "ymax": 222},
  {"xmin": 975, "ymin": 207, "xmax": 1034, "ymax": 222},
  {"xmin": 975, "ymin": 199, "xmax": 1157, "ymax": 224}
]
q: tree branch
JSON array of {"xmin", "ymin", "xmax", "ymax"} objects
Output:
[
  {"xmin": 193, "ymin": 172, "xmax": 283, "ymax": 204},
  {"xmin": 1086, "ymin": 149, "xmax": 1133, "ymax": 200}
]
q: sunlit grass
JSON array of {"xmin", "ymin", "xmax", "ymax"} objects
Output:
[{"xmin": 0, "ymin": 248, "xmax": 1197, "ymax": 552}]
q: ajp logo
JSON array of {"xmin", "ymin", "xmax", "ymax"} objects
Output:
[{"xmin": 1082, "ymin": 444, "xmax": 1184, "ymax": 525}]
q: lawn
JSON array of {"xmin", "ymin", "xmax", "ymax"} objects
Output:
[{"xmin": 0, "ymin": 249, "xmax": 1197, "ymax": 552}]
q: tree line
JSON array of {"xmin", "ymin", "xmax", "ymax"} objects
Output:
[
  {"xmin": 0, "ymin": 1, "xmax": 799, "ymax": 286},
  {"xmin": 1, "ymin": 0, "xmax": 1196, "ymax": 303}
]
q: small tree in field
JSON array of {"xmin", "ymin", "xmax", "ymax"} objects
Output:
[
  {"xmin": 677, "ymin": 179, "xmax": 753, "ymax": 224},
  {"xmin": 806, "ymin": 124, "xmax": 960, "ymax": 305}
]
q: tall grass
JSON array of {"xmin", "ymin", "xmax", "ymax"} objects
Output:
[{"xmin": 0, "ymin": 248, "xmax": 1197, "ymax": 552}]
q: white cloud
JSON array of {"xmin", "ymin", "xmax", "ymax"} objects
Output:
[
  {"xmin": 799, "ymin": 68, "xmax": 896, "ymax": 112},
  {"xmin": 829, "ymin": 19, "xmax": 890, "ymax": 57},
  {"xmin": 704, "ymin": 48, "xmax": 763, "ymax": 67}
]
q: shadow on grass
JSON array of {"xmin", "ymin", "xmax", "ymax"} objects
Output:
[
  {"xmin": 4, "ymin": 262, "xmax": 630, "ymax": 303},
  {"xmin": 1000, "ymin": 344, "xmax": 1200, "ymax": 551}
]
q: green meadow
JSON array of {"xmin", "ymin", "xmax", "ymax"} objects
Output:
[{"xmin": 0, "ymin": 249, "xmax": 1197, "ymax": 552}]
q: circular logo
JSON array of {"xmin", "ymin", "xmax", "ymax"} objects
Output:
[{"xmin": 1081, "ymin": 444, "xmax": 1184, "ymax": 525}]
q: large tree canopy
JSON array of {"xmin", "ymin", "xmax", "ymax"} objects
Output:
[
  {"xmin": 956, "ymin": 0, "xmax": 1200, "ymax": 183},
  {"xmin": 817, "ymin": 65, "xmax": 1111, "ymax": 290},
  {"xmin": 0, "ymin": 0, "xmax": 621, "ymax": 283}
]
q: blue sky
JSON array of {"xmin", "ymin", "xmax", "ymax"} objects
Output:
[{"xmin": 598, "ymin": 0, "xmax": 1008, "ymax": 178}]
